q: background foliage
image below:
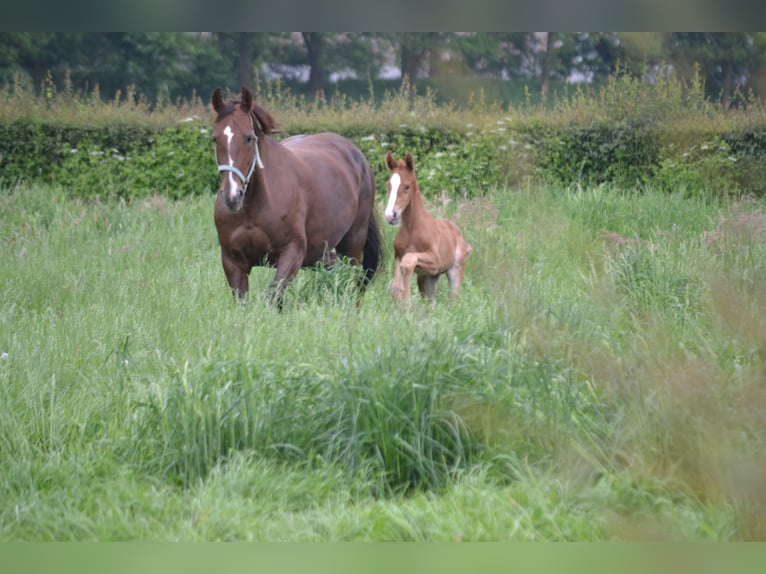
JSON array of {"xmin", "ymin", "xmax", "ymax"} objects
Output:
[
  {"xmin": 2, "ymin": 67, "xmax": 766, "ymax": 200},
  {"xmin": 4, "ymin": 34, "xmax": 766, "ymax": 542}
]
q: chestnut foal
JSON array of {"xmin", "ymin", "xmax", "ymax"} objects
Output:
[{"xmin": 384, "ymin": 151, "xmax": 472, "ymax": 304}]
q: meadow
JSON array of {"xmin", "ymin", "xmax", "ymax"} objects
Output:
[{"xmin": 2, "ymin": 176, "xmax": 766, "ymax": 541}]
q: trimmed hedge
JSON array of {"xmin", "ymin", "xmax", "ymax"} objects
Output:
[
  {"xmin": 0, "ymin": 120, "xmax": 212, "ymax": 200},
  {"xmin": 0, "ymin": 118, "xmax": 507, "ymax": 201},
  {"xmin": 3, "ymin": 71, "xmax": 766, "ymax": 200}
]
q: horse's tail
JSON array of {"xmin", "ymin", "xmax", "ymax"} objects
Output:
[
  {"xmin": 361, "ymin": 207, "xmax": 382, "ymax": 289},
  {"xmin": 353, "ymin": 150, "xmax": 382, "ymax": 292}
]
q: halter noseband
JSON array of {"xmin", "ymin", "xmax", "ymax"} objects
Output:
[{"xmin": 217, "ymin": 116, "xmax": 264, "ymax": 191}]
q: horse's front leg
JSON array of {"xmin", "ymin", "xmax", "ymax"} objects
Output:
[
  {"xmin": 398, "ymin": 251, "xmax": 443, "ymax": 305},
  {"xmin": 396, "ymin": 253, "xmax": 425, "ymax": 305},
  {"xmin": 222, "ymin": 251, "xmax": 249, "ymax": 300},
  {"xmin": 390, "ymin": 257, "xmax": 407, "ymax": 301},
  {"xmin": 269, "ymin": 243, "xmax": 305, "ymax": 310}
]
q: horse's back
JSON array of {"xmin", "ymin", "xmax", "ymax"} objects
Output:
[
  {"xmin": 278, "ymin": 132, "xmax": 377, "ymax": 266},
  {"xmin": 436, "ymin": 218, "xmax": 471, "ymax": 266},
  {"xmin": 282, "ymin": 132, "xmax": 369, "ymax": 176},
  {"xmin": 281, "ymin": 131, "xmax": 375, "ymax": 216}
]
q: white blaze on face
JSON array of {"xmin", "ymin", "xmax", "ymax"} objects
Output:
[
  {"xmin": 222, "ymin": 125, "xmax": 239, "ymax": 195},
  {"xmin": 385, "ymin": 173, "xmax": 401, "ymax": 223}
]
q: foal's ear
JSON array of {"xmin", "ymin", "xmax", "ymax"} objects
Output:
[
  {"xmin": 211, "ymin": 88, "xmax": 223, "ymax": 113},
  {"xmin": 405, "ymin": 152, "xmax": 415, "ymax": 172},
  {"xmin": 385, "ymin": 150, "xmax": 397, "ymax": 171},
  {"xmin": 240, "ymin": 86, "xmax": 254, "ymax": 112}
]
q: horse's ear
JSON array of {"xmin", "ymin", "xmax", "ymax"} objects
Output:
[
  {"xmin": 405, "ymin": 152, "xmax": 415, "ymax": 172},
  {"xmin": 240, "ymin": 86, "xmax": 254, "ymax": 112},
  {"xmin": 211, "ymin": 88, "xmax": 223, "ymax": 113},
  {"xmin": 385, "ymin": 151, "xmax": 397, "ymax": 171}
]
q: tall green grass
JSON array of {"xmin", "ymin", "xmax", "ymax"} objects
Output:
[{"xmin": 1, "ymin": 181, "xmax": 765, "ymax": 540}]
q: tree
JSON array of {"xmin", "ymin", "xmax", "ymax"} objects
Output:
[
  {"xmin": 264, "ymin": 33, "xmax": 382, "ymax": 96},
  {"xmin": 301, "ymin": 33, "xmax": 382, "ymax": 94},
  {"xmin": 0, "ymin": 33, "xmax": 231, "ymax": 104},
  {"xmin": 213, "ymin": 33, "xmax": 272, "ymax": 90},
  {"xmin": 549, "ymin": 33, "xmax": 626, "ymax": 83},
  {"xmin": 540, "ymin": 32, "xmax": 556, "ymax": 98},
  {"xmin": 453, "ymin": 33, "xmax": 535, "ymax": 79},
  {"xmin": 302, "ymin": 33, "xmax": 325, "ymax": 94},
  {"xmin": 398, "ymin": 33, "xmax": 429, "ymax": 82},
  {"xmin": 0, "ymin": 33, "xmax": 87, "ymax": 88},
  {"xmin": 663, "ymin": 33, "xmax": 762, "ymax": 107}
]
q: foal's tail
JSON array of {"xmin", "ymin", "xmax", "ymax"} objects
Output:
[{"xmin": 361, "ymin": 208, "xmax": 383, "ymax": 289}]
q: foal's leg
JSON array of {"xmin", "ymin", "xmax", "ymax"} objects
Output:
[
  {"xmin": 390, "ymin": 257, "xmax": 408, "ymax": 302},
  {"xmin": 399, "ymin": 252, "xmax": 441, "ymax": 305},
  {"xmin": 445, "ymin": 263, "xmax": 465, "ymax": 301},
  {"xmin": 417, "ymin": 274, "xmax": 440, "ymax": 301},
  {"xmin": 446, "ymin": 239, "xmax": 472, "ymax": 302}
]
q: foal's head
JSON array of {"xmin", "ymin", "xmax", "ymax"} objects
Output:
[
  {"xmin": 384, "ymin": 151, "xmax": 418, "ymax": 226},
  {"xmin": 211, "ymin": 86, "xmax": 276, "ymax": 212}
]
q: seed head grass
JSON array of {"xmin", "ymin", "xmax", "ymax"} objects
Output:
[{"xmin": 1, "ymin": 181, "xmax": 764, "ymax": 539}]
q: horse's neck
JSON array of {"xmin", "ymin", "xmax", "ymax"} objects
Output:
[
  {"xmin": 402, "ymin": 185, "xmax": 433, "ymax": 229},
  {"xmin": 242, "ymin": 138, "xmax": 273, "ymax": 212}
]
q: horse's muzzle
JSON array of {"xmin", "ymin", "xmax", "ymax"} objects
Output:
[
  {"xmin": 221, "ymin": 186, "xmax": 245, "ymax": 212},
  {"xmin": 385, "ymin": 211, "xmax": 400, "ymax": 226}
]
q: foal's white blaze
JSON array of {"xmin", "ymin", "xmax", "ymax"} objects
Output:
[
  {"xmin": 385, "ymin": 173, "xmax": 401, "ymax": 223},
  {"xmin": 222, "ymin": 124, "xmax": 239, "ymax": 195}
]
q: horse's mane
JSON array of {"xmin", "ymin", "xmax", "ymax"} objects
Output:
[{"xmin": 216, "ymin": 99, "xmax": 280, "ymax": 136}]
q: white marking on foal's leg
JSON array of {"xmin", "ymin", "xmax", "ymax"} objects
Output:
[
  {"xmin": 385, "ymin": 173, "xmax": 400, "ymax": 224},
  {"xmin": 446, "ymin": 245, "xmax": 466, "ymax": 301}
]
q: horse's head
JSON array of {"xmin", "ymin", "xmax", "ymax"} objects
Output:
[
  {"xmin": 384, "ymin": 151, "xmax": 417, "ymax": 225},
  {"xmin": 211, "ymin": 86, "xmax": 266, "ymax": 212}
]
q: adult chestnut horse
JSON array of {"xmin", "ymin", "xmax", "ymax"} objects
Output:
[
  {"xmin": 384, "ymin": 151, "xmax": 472, "ymax": 304},
  {"xmin": 211, "ymin": 86, "xmax": 381, "ymax": 307}
]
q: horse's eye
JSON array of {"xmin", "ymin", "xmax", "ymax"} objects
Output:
[
  {"xmin": 212, "ymin": 136, "xmax": 218, "ymax": 144},
  {"xmin": 245, "ymin": 135, "xmax": 254, "ymax": 143}
]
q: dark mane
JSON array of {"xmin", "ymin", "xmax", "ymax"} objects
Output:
[
  {"xmin": 251, "ymin": 102, "xmax": 280, "ymax": 135},
  {"xmin": 215, "ymin": 98, "xmax": 280, "ymax": 136}
]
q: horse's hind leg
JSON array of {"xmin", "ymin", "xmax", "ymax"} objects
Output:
[
  {"xmin": 445, "ymin": 239, "xmax": 471, "ymax": 302},
  {"xmin": 445, "ymin": 263, "xmax": 465, "ymax": 302},
  {"xmin": 417, "ymin": 274, "xmax": 439, "ymax": 301}
]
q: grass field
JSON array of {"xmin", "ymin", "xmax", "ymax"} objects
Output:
[{"xmin": 1, "ymin": 180, "xmax": 766, "ymax": 541}]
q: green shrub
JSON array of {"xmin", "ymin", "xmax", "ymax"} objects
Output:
[
  {"xmin": 3, "ymin": 69, "xmax": 766, "ymax": 199},
  {"xmin": 523, "ymin": 121, "xmax": 660, "ymax": 187},
  {"xmin": 654, "ymin": 140, "xmax": 740, "ymax": 198},
  {"xmin": 121, "ymin": 122, "xmax": 217, "ymax": 200},
  {"xmin": 354, "ymin": 127, "xmax": 504, "ymax": 198},
  {"xmin": 40, "ymin": 121, "xmax": 216, "ymax": 200}
]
